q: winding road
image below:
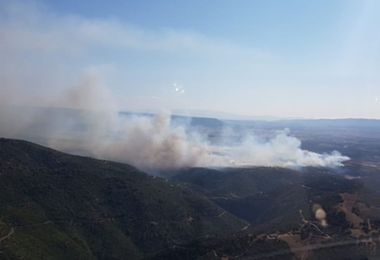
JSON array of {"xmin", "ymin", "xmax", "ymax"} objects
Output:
[{"xmin": 0, "ymin": 227, "xmax": 14, "ymax": 243}]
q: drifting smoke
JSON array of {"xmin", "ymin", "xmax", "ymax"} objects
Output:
[
  {"xmin": 0, "ymin": 1, "xmax": 350, "ymax": 172},
  {"xmin": 0, "ymin": 75, "xmax": 349, "ymax": 172}
]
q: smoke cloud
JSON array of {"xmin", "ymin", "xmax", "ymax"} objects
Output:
[
  {"xmin": 0, "ymin": 1, "xmax": 351, "ymax": 173},
  {"xmin": 0, "ymin": 74, "xmax": 349, "ymax": 172}
]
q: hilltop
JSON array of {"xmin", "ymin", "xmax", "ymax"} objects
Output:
[{"xmin": 0, "ymin": 138, "xmax": 245, "ymax": 259}]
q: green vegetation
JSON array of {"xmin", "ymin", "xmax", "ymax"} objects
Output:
[
  {"xmin": 0, "ymin": 138, "xmax": 245, "ymax": 259},
  {"xmin": 0, "ymin": 138, "xmax": 379, "ymax": 259}
]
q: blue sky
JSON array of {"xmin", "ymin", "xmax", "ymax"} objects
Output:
[{"xmin": 1, "ymin": 0, "xmax": 380, "ymax": 118}]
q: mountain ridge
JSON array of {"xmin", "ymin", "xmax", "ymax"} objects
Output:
[{"xmin": 0, "ymin": 138, "xmax": 246, "ymax": 259}]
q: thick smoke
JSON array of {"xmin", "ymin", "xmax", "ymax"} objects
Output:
[
  {"xmin": 0, "ymin": 75, "xmax": 349, "ymax": 172},
  {"xmin": 0, "ymin": 1, "xmax": 350, "ymax": 172},
  {"xmin": 212, "ymin": 130, "xmax": 349, "ymax": 168}
]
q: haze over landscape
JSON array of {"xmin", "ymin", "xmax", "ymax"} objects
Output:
[
  {"xmin": 1, "ymin": 0, "xmax": 378, "ymax": 171},
  {"xmin": 1, "ymin": 1, "xmax": 380, "ymax": 260},
  {"xmin": 1, "ymin": 0, "xmax": 380, "ymax": 119}
]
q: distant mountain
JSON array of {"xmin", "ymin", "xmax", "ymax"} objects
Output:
[
  {"xmin": 2, "ymin": 106, "xmax": 380, "ymax": 144},
  {"xmin": 170, "ymin": 109, "xmax": 287, "ymax": 121},
  {"xmin": 0, "ymin": 138, "xmax": 246, "ymax": 260}
]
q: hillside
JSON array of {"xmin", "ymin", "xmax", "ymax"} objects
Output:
[
  {"xmin": 171, "ymin": 167, "xmax": 361, "ymax": 233},
  {"xmin": 1, "ymin": 138, "xmax": 380, "ymax": 259},
  {"xmin": 170, "ymin": 167, "xmax": 380, "ymax": 259},
  {"xmin": 0, "ymin": 138, "xmax": 246, "ymax": 260}
]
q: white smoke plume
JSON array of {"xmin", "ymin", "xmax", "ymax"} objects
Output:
[
  {"xmin": 0, "ymin": 1, "xmax": 351, "ymax": 172},
  {"xmin": 0, "ymin": 74, "xmax": 349, "ymax": 172},
  {"xmin": 48, "ymin": 111, "xmax": 351, "ymax": 171},
  {"xmin": 46, "ymin": 108, "xmax": 350, "ymax": 171},
  {"xmin": 213, "ymin": 130, "xmax": 349, "ymax": 168}
]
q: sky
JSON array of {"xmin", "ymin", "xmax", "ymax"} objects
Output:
[{"xmin": 1, "ymin": 0, "xmax": 380, "ymax": 119}]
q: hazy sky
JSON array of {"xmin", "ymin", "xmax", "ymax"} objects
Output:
[{"xmin": 1, "ymin": 0, "xmax": 380, "ymax": 118}]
